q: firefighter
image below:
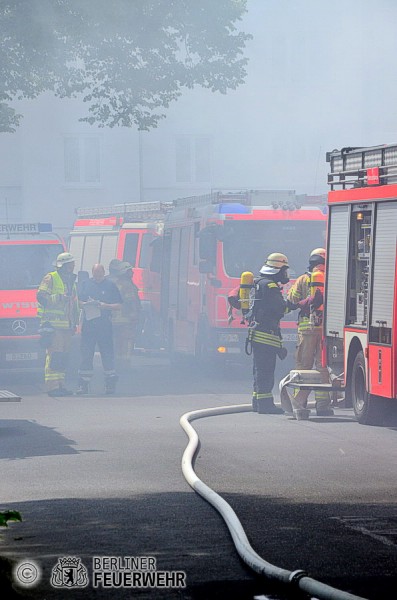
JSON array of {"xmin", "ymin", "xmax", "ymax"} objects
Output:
[
  {"xmin": 248, "ymin": 252, "xmax": 289, "ymax": 414},
  {"xmin": 287, "ymin": 248, "xmax": 333, "ymax": 419},
  {"xmin": 76, "ymin": 264, "xmax": 122, "ymax": 395},
  {"xmin": 37, "ymin": 252, "xmax": 79, "ymax": 397},
  {"xmin": 108, "ymin": 260, "xmax": 141, "ymax": 364}
]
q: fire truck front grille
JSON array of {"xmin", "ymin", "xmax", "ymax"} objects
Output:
[{"xmin": 0, "ymin": 318, "xmax": 40, "ymax": 337}]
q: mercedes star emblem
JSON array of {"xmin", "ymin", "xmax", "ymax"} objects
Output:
[{"xmin": 12, "ymin": 319, "xmax": 27, "ymax": 334}]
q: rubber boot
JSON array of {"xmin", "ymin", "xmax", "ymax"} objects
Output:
[
  {"xmin": 105, "ymin": 375, "xmax": 118, "ymax": 395},
  {"xmin": 257, "ymin": 399, "xmax": 283, "ymax": 414},
  {"xmin": 76, "ymin": 380, "xmax": 89, "ymax": 396}
]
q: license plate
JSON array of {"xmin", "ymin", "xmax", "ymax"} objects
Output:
[
  {"xmin": 219, "ymin": 334, "xmax": 239, "ymax": 343},
  {"xmin": 6, "ymin": 352, "xmax": 38, "ymax": 361},
  {"xmin": 282, "ymin": 333, "xmax": 298, "ymax": 342}
]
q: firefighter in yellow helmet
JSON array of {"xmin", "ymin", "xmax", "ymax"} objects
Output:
[
  {"xmin": 286, "ymin": 247, "xmax": 333, "ymax": 419},
  {"xmin": 248, "ymin": 252, "xmax": 289, "ymax": 414},
  {"xmin": 37, "ymin": 252, "xmax": 79, "ymax": 397}
]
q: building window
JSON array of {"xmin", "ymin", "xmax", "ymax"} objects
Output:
[
  {"xmin": 64, "ymin": 136, "xmax": 101, "ymax": 184},
  {"xmin": 175, "ymin": 136, "xmax": 211, "ymax": 183}
]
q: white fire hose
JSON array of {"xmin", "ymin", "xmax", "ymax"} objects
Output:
[{"xmin": 180, "ymin": 404, "xmax": 368, "ymax": 600}]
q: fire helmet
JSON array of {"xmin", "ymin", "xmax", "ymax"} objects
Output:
[
  {"xmin": 309, "ymin": 248, "xmax": 326, "ymax": 265},
  {"xmin": 54, "ymin": 252, "xmax": 75, "ymax": 268},
  {"xmin": 119, "ymin": 261, "xmax": 133, "ymax": 273},
  {"xmin": 109, "ymin": 258, "xmax": 123, "ymax": 273},
  {"xmin": 260, "ymin": 252, "xmax": 289, "ymax": 275}
]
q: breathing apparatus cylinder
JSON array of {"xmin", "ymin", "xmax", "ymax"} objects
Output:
[
  {"xmin": 309, "ymin": 270, "xmax": 324, "ymax": 309},
  {"xmin": 309, "ymin": 269, "xmax": 324, "ymax": 326},
  {"xmin": 239, "ymin": 271, "xmax": 254, "ymax": 314}
]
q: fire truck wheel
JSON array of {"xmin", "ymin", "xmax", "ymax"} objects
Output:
[{"xmin": 351, "ymin": 350, "xmax": 384, "ymax": 425}]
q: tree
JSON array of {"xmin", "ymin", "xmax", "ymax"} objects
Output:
[{"xmin": 0, "ymin": 0, "xmax": 251, "ymax": 132}]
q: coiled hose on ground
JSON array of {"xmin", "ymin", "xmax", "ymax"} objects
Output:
[{"xmin": 180, "ymin": 403, "xmax": 367, "ymax": 600}]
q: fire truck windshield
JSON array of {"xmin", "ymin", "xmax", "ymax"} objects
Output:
[
  {"xmin": 222, "ymin": 220, "xmax": 326, "ymax": 278},
  {"xmin": 0, "ymin": 243, "xmax": 64, "ymax": 290}
]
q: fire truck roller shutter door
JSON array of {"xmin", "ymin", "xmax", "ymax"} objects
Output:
[{"xmin": 324, "ymin": 206, "xmax": 349, "ymax": 337}]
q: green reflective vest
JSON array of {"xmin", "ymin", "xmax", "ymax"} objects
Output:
[{"xmin": 37, "ymin": 271, "xmax": 78, "ymax": 330}]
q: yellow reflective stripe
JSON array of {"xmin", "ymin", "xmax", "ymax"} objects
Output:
[
  {"xmin": 257, "ymin": 393, "xmax": 273, "ymax": 399},
  {"xmin": 298, "ymin": 324, "xmax": 322, "ymax": 332},
  {"xmin": 251, "ymin": 331, "xmax": 281, "ymax": 347},
  {"xmin": 267, "ymin": 282, "xmax": 278, "ymax": 288},
  {"xmin": 298, "ymin": 317, "xmax": 321, "ymax": 332},
  {"xmin": 252, "ymin": 331, "xmax": 280, "ymax": 341},
  {"xmin": 289, "ymin": 289, "xmax": 301, "ymax": 300},
  {"xmin": 252, "ymin": 339, "xmax": 280, "ymax": 348},
  {"xmin": 45, "ymin": 373, "xmax": 65, "ymax": 382}
]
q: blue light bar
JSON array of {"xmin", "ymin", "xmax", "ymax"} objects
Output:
[
  {"xmin": 38, "ymin": 223, "xmax": 53, "ymax": 232},
  {"xmin": 217, "ymin": 203, "xmax": 249, "ymax": 214}
]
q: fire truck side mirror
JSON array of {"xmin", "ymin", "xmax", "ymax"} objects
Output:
[
  {"xmin": 150, "ymin": 237, "xmax": 163, "ymax": 273},
  {"xmin": 198, "ymin": 226, "xmax": 217, "ymax": 260},
  {"xmin": 199, "ymin": 260, "xmax": 215, "ymax": 274}
]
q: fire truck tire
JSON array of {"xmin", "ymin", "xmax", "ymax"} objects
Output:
[{"xmin": 351, "ymin": 350, "xmax": 385, "ymax": 425}]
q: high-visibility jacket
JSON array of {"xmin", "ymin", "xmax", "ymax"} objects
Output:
[
  {"xmin": 37, "ymin": 271, "xmax": 79, "ymax": 330},
  {"xmin": 107, "ymin": 275, "xmax": 141, "ymax": 325},
  {"xmin": 287, "ymin": 267, "xmax": 323, "ymax": 333}
]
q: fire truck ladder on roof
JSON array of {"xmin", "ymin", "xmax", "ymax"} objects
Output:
[
  {"xmin": 327, "ymin": 144, "xmax": 397, "ymax": 190},
  {"xmin": 75, "ymin": 201, "xmax": 173, "ymax": 222}
]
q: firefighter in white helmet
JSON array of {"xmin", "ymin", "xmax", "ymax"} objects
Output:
[
  {"xmin": 286, "ymin": 247, "xmax": 333, "ymax": 419},
  {"xmin": 247, "ymin": 252, "xmax": 289, "ymax": 414},
  {"xmin": 37, "ymin": 252, "xmax": 79, "ymax": 397}
]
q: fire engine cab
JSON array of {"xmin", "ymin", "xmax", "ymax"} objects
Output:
[
  {"xmin": 0, "ymin": 222, "xmax": 65, "ymax": 372},
  {"xmin": 160, "ymin": 190, "xmax": 327, "ymax": 361},
  {"xmin": 69, "ymin": 202, "xmax": 170, "ymax": 349}
]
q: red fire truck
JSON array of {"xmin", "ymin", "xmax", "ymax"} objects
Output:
[
  {"xmin": 323, "ymin": 144, "xmax": 397, "ymax": 424},
  {"xmin": 69, "ymin": 202, "xmax": 169, "ymax": 349},
  {"xmin": 0, "ymin": 223, "xmax": 65, "ymax": 372},
  {"xmin": 160, "ymin": 190, "xmax": 327, "ymax": 362}
]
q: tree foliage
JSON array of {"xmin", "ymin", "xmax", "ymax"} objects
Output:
[
  {"xmin": 0, "ymin": 0, "xmax": 251, "ymax": 132},
  {"xmin": 0, "ymin": 510, "xmax": 22, "ymax": 527}
]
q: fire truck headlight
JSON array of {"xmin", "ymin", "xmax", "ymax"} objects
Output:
[{"xmin": 217, "ymin": 346, "xmax": 227, "ymax": 353}]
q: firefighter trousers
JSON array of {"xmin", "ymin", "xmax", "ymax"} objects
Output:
[
  {"xmin": 292, "ymin": 329, "xmax": 331, "ymax": 411},
  {"xmin": 78, "ymin": 318, "xmax": 116, "ymax": 383},
  {"xmin": 113, "ymin": 320, "xmax": 138, "ymax": 361},
  {"xmin": 45, "ymin": 329, "xmax": 73, "ymax": 391},
  {"xmin": 252, "ymin": 341, "xmax": 278, "ymax": 410}
]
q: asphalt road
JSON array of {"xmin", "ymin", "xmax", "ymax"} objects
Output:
[{"xmin": 0, "ymin": 354, "xmax": 396, "ymax": 600}]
